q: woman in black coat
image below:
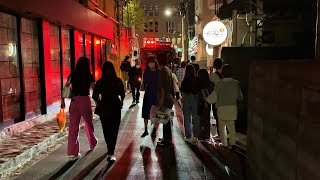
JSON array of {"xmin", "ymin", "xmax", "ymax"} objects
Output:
[{"xmin": 92, "ymin": 61, "xmax": 125, "ymax": 162}]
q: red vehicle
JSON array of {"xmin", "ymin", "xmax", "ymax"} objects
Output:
[{"xmin": 139, "ymin": 41, "xmax": 176, "ymax": 72}]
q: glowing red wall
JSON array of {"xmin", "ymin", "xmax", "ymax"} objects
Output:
[
  {"xmin": 0, "ymin": 0, "xmax": 113, "ymax": 40},
  {"xmin": 41, "ymin": 21, "xmax": 53, "ymax": 106}
]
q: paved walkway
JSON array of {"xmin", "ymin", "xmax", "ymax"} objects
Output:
[{"xmin": 3, "ymin": 93, "xmax": 246, "ymax": 180}]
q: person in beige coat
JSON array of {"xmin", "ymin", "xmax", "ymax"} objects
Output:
[{"xmin": 212, "ymin": 64, "xmax": 243, "ymax": 148}]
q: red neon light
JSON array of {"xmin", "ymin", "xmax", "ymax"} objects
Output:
[
  {"xmin": 151, "ymin": 41, "xmax": 154, "ymax": 44},
  {"xmin": 147, "ymin": 41, "xmax": 150, "ymax": 44}
]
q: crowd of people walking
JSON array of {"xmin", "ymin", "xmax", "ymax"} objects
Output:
[{"xmin": 60, "ymin": 54, "xmax": 243, "ymax": 162}]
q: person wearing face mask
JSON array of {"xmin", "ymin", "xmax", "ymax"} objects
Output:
[
  {"xmin": 128, "ymin": 60, "xmax": 142, "ymax": 104},
  {"xmin": 141, "ymin": 57, "xmax": 160, "ymax": 137}
]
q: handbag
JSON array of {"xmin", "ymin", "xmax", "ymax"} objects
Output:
[
  {"xmin": 150, "ymin": 105, "xmax": 174, "ymax": 125},
  {"xmin": 62, "ymin": 77, "xmax": 72, "ymax": 98},
  {"xmin": 206, "ymin": 90, "xmax": 217, "ymax": 104},
  {"xmin": 56, "ymin": 109, "xmax": 66, "ymax": 132}
]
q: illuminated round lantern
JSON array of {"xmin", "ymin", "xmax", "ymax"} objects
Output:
[{"xmin": 203, "ymin": 21, "xmax": 227, "ymax": 46}]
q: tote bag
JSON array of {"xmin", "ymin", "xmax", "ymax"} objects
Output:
[{"xmin": 62, "ymin": 77, "xmax": 72, "ymax": 98}]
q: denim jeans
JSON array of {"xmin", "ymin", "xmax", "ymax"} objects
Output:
[{"xmin": 182, "ymin": 93, "xmax": 200, "ymax": 139}]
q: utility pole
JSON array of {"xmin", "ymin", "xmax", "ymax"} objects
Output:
[{"xmin": 181, "ymin": 0, "xmax": 189, "ymax": 62}]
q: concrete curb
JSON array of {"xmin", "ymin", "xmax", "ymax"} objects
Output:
[{"xmin": 0, "ymin": 130, "xmax": 67, "ymax": 178}]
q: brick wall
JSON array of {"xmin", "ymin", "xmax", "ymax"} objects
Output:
[{"xmin": 247, "ymin": 60, "xmax": 320, "ymax": 180}]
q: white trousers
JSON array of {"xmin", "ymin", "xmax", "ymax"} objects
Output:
[{"xmin": 219, "ymin": 120, "xmax": 236, "ymax": 146}]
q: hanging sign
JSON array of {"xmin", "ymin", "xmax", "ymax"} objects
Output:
[
  {"xmin": 203, "ymin": 21, "xmax": 227, "ymax": 46},
  {"xmin": 206, "ymin": 44, "xmax": 214, "ymax": 56}
]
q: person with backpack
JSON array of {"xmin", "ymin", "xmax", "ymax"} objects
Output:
[
  {"xmin": 209, "ymin": 58, "xmax": 223, "ymax": 138},
  {"xmin": 120, "ymin": 55, "xmax": 131, "ymax": 92}
]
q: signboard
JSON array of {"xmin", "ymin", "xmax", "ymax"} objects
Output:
[
  {"xmin": 203, "ymin": 21, "xmax": 227, "ymax": 46},
  {"xmin": 206, "ymin": 44, "xmax": 214, "ymax": 56}
]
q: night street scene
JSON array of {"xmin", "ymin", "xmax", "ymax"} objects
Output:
[{"xmin": 0, "ymin": 0, "xmax": 319, "ymax": 179}]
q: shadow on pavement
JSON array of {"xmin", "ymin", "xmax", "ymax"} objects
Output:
[
  {"xmin": 102, "ymin": 142, "xmax": 134, "ymax": 179},
  {"xmin": 93, "ymin": 161, "xmax": 115, "ymax": 180},
  {"xmin": 42, "ymin": 150, "xmax": 94, "ymax": 180},
  {"xmin": 72, "ymin": 152, "xmax": 108, "ymax": 179},
  {"xmin": 155, "ymin": 145, "xmax": 178, "ymax": 180},
  {"xmin": 140, "ymin": 146, "xmax": 152, "ymax": 179},
  {"xmin": 44, "ymin": 160, "xmax": 78, "ymax": 180}
]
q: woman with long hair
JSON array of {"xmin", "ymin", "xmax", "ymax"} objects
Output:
[
  {"xmin": 141, "ymin": 56, "xmax": 159, "ymax": 138},
  {"xmin": 61, "ymin": 57, "xmax": 98, "ymax": 161},
  {"xmin": 197, "ymin": 69, "xmax": 214, "ymax": 141},
  {"xmin": 92, "ymin": 61, "xmax": 125, "ymax": 161},
  {"xmin": 181, "ymin": 64, "xmax": 201, "ymax": 144}
]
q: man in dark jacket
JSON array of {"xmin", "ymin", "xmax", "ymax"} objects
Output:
[
  {"xmin": 128, "ymin": 60, "xmax": 142, "ymax": 104},
  {"xmin": 120, "ymin": 55, "xmax": 131, "ymax": 92}
]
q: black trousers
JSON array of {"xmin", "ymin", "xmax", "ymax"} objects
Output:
[
  {"xmin": 199, "ymin": 107, "xmax": 211, "ymax": 139},
  {"xmin": 130, "ymin": 83, "xmax": 140, "ymax": 102},
  {"xmin": 163, "ymin": 121, "xmax": 172, "ymax": 142},
  {"xmin": 100, "ymin": 108, "xmax": 121, "ymax": 155}
]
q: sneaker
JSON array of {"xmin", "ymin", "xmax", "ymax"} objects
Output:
[
  {"xmin": 157, "ymin": 139, "xmax": 173, "ymax": 147},
  {"xmin": 106, "ymin": 155, "xmax": 116, "ymax": 162},
  {"xmin": 185, "ymin": 138, "xmax": 197, "ymax": 145},
  {"xmin": 132, "ymin": 101, "xmax": 136, "ymax": 104},
  {"xmin": 136, "ymin": 100, "xmax": 140, "ymax": 104},
  {"xmin": 141, "ymin": 131, "xmax": 149, "ymax": 138},
  {"xmin": 69, "ymin": 153, "xmax": 81, "ymax": 161}
]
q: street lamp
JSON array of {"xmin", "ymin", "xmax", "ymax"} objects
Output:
[{"xmin": 165, "ymin": 9, "xmax": 172, "ymax": 16}]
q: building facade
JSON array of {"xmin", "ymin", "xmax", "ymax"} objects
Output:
[
  {"xmin": 0, "ymin": 0, "xmax": 131, "ymax": 127},
  {"xmin": 138, "ymin": 0, "xmax": 182, "ymax": 56}
]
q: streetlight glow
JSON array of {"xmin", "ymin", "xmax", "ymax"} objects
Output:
[{"xmin": 165, "ymin": 9, "xmax": 172, "ymax": 16}]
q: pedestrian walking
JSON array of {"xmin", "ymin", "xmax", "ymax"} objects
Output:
[
  {"xmin": 197, "ymin": 69, "xmax": 214, "ymax": 142},
  {"xmin": 215, "ymin": 64, "xmax": 243, "ymax": 148},
  {"xmin": 129, "ymin": 60, "xmax": 142, "ymax": 104},
  {"xmin": 209, "ymin": 58, "xmax": 223, "ymax": 138},
  {"xmin": 181, "ymin": 64, "xmax": 201, "ymax": 144},
  {"xmin": 61, "ymin": 57, "xmax": 98, "ymax": 161},
  {"xmin": 190, "ymin": 56, "xmax": 199, "ymax": 77},
  {"xmin": 120, "ymin": 55, "xmax": 131, "ymax": 92},
  {"xmin": 141, "ymin": 57, "xmax": 159, "ymax": 138},
  {"xmin": 156, "ymin": 53, "xmax": 175, "ymax": 147},
  {"xmin": 92, "ymin": 61, "xmax": 125, "ymax": 162}
]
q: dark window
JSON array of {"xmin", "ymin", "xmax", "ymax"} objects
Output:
[
  {"xmin": 149, "ymin": 21, "xmax": 153, "ymax": 32},
  {"xmin": 155, "ymin": 21, "xmax": 159, "ymax": 32},
  {"xmin": 144, "ymin": 23, "xmax": 148, "ymax": 32},
  {"xmin": 149, "ymin": 5, "xmax": 153, "ymax": 16},
  {"xmin": 154, "ymin": 5, "xmax": 159, "ymax": 16}
]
